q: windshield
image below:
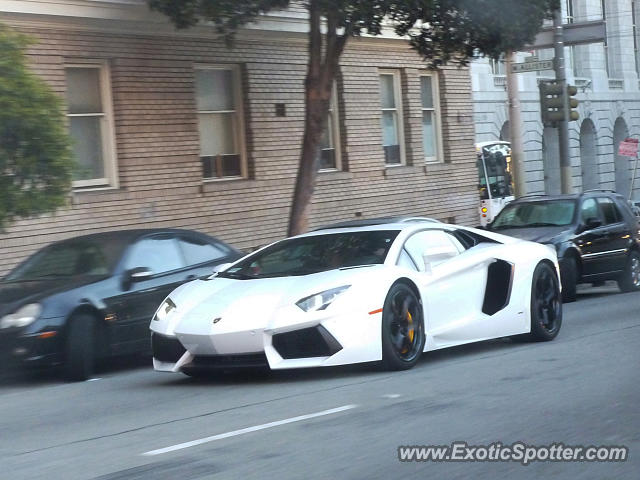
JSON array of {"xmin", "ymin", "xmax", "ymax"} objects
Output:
[
  {"xmin": 492, "ymin": 200, "xmax": 576, "ymax": 229},
  {"xmin": 218, "ymin": 231, "xmax": 399, "ymax": 280},
  {"xmin": 5, "ymin": 238, "xmax": 124, "ymax": 281}
]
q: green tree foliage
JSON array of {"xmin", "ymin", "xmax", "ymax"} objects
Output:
[
  {"xmin": 149, "ymin": 0, "xmax": 558, "ymax": 234},
  {"xmin": 0, "ymin": 24, "xmax": 73, "ymax": 229}
]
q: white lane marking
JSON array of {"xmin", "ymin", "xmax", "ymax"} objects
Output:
[
  {"xmin": 382, "ymin": 394, "xmax": 401, "ymax": 399},
  {"xmin": 141, "ymin": 404, "xmax": 358, "ymax": 456}
]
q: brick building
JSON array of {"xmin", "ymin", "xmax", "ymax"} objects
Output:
[{"xmin": 0, "ymin": 0, "xmax": 478, "ymax": 276}]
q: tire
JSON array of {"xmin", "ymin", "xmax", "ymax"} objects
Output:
[
  {"xmin": 63, "ymin": 314, "xmax": 96, "ymax": 382},
  {"xmin": 527, "ymin": 262, "xmax": 562, "ymax": 342},
  {"xmin": 381, "ymin": 283, "xmax": 425, "ymax": 371},
  {"xmin": 617, "ymin": 250, "xmax": 640, "ymax": 293},
  {"xmin": 559, "ymin": 255, "xmax": 578, "ymax": 303}
]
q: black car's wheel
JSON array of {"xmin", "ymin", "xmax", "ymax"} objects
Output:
[
  {"xmin": 381, "ymin": 283, "xmax": 425, "ymax": 370},
  {"xmin": 63, "ymin": 313, "xmax": 96, "ymax": 382},
  {"xmin": 618, "ymin": 250, "xmax": 640, "ymax": 293},
  {"xmin": 559, "ymin": 255, "xmax": 578, "ymax": 303},
  {"xmin": 528, "ymin": 262, "xmax": 562, "ymax": 342}
]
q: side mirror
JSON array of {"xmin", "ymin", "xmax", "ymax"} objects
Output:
[
  {"xmin": 127, "ymin": 266, "xmax": 153, "ymax": 282},
  {"xmin": 422, "ymin": 246, "xmax": 459, "ymax": 272},
  {"xmin": 212, "ymin": 262, "xmax": 232, "ymax": 274}
]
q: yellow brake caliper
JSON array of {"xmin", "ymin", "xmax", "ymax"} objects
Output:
[{"xmin": 401, "ymin": 311, "xmax": 414, "ymax": 354}]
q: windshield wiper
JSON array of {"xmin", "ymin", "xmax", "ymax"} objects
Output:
[
  {"xmin": 523, "ymin": 222, "xmax": 560, "ymax": 227},
  {"xmin": 216, "ymin": 271, "xmax": 256, "ymax": 280}
]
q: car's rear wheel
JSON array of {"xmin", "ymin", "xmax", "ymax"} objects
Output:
[
  {"xmin": 528, "ymin": 262, "xmax": 562, "ymax": 341},
  {"xmin": 617, "ymin": 250, "xmax": 640, "ymax": 293},
  {"xmin": 560, "ymin": 255, "xmax": 578, "ymax": 303},
  {"xmin": 381, "ymin": 283, "xmax": 425, "ymax": 370},
  {"xmin": 63, "ymin": 314, "xmax": 96, "ymax": 381}
]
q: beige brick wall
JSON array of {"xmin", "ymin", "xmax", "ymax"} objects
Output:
[{"xmin": 0, "ymin": 25, "xmax": 478, "ymax": 276}]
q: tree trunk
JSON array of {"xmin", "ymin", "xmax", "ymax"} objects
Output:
[{"xmin": 287, "ymin": 3, "xmax": 347, "ymax": 236}]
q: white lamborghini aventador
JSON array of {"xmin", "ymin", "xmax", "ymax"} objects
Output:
[{"xmin": 150, "ymin": 222, "xmax": 562, "ymax": 376}]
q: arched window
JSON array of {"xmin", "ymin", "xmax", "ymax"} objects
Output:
[
  {"xmin": 580, "ymin": 119, "xmax": 599, "ymax": 191},
  {"xmin": 613, "ymin": 117, "xmax": 630, "ymax": 197}
]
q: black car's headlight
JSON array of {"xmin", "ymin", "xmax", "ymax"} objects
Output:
[
  {"xmin": 154, "ymin": 298, "xmax": 176, "ymax": 321},
  {"xmin": 296, "ymin": 286, "xmax": 351, "ymax": 312},
  {"xmin": 0, "ymin": 303, "xmax": 42, "ymax": 329}
]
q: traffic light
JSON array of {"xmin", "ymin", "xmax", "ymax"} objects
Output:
[
  {"xmin": 566, "ymin": 84, "xmax": 580, "ymax": 122},
  {"xmin": 539, "ymin": 81, "xmax": 580, "ymax": 126}
]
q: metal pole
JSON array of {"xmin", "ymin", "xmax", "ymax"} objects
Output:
[
  {"xmin": 554, "ymin": 8, "xmax": 573, "ymax": 194},
  {"xmin": 505, "ymin": 51, "xmax": 526, "ymax": 197},
  {"xmin": 630, "ymin": 154, "xmax": 639, "ymax": 201}
]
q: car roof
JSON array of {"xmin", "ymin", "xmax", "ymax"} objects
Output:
[
  {"xmin": 298, "ymin": 222, "xmax": 449, "ymax": 238},
  {"xmin": 510, "ymin": 191, "xmax": 625, "ymax": 204},
  {"xmin": 314, "ymin": 216, "xmax": 440, "ymax": 231},
  {"xmin": 49, "ymin": 228, "xmax": 213, "ymax": 247}
]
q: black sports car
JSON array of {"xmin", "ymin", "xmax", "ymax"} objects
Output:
[{"xmin": 0, "ymin": 229, "xmax": 241, "ymax": 380}]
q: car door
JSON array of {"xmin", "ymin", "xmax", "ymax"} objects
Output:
[
  {"xmin": 596, "ymin": 197, "xmax": 630, "ymax": 272},
  {"xmin": 401, "ymin": 229, "xmax": 491, "ymax": 348},
  {"xmin": 575, "ymin": 197, "xmax": 610, "ymax": 276},
  {"xmin": 107, "ymin": 234, "xmax": 188, "ymax": 353}
]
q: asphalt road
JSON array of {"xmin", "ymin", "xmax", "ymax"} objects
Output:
[{"xmin": 1, "ymin": 283, "xmax": 639, "ymax": 480}]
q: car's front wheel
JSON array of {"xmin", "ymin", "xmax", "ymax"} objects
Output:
[
  {"xmin": 617, "ymin": 250, "xmax": 640, "ymax": 293},
  {"xmin": 63, "ymin": 313, "xmax": 96, "ymax": 381},
  {"xmin": 528, "ymin": 262, "xmax": 562, "ymax": 341},
  {"xmin": 381, "ymin": 283, "xmax": 425, "ymax": 370}
]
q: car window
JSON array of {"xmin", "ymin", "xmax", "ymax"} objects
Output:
[
  {"xmin": 125, "ymin": 237, "xmax": 184, "ymax": 275},
  {"xmin": 404, "ymin": 230, "xmax": 463, "ymax": 271},
  {"xmin": 597, "ymin": 198, "xmax": 621, "ymax": 225},
  {"xmin": 177, "ymin": 236, "xmax": 228, "ymax": 266},
  {"xmin": 580, "ymin": 198, "xmax": 601, "ymax": 223},
  {"xmin": 492, "ymin": 200, "xmax": 576, "ymax": 228},
  {"xmin": 219, "ymin": 231, "xmax": 399, "ymax": 279},
  {"xmin": 6, "ymin": 241, "xmax": 112, "ymax": 280}
]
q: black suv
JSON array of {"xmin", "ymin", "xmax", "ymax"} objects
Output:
[{"xmin": 487, "ymin": 191, "xmax": 640, "ymax": 302}]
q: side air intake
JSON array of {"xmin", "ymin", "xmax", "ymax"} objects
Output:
[{"xmin": 482, "ymin": 259, "xmax": 514, "ymax": 316}]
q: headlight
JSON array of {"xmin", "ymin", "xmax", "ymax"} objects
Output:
[
  {"xmin": 154, "ymin": 298, "xmax": 176, "ymax": 321},
  {"xmin": 296, "ymin": 286, "xmax": 350, "ymax": 312},
  {"xmin": 0, "ymin": 303, "xmax": 42, "ymax": 329}
]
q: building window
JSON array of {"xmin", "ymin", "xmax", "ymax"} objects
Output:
[
  {"xmin": 65, "ymin": 62, "xmax": 117, "ymax": 188},
  {"xmin": 490, "ymin": 57, "xmax": 506, "ymax": 76},
  {"xmin": 195, "ymin": 65, "xmax": 246, "ymax": 180},
  {"xmin": 379, "ymin": 70, "xmax": 405, "ymax": 165},
  {"xmin": 317, "ymin": 83, "xmax": 342, "ymax": 171},
  {"xmin": 565, "ymin": 0, "xmax": 574, "ymax": 23},
  {"xmin": 420, "ymin": 73, "xmax": 443, "ymax": 163}
]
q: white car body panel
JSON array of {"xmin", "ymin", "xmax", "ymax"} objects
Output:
[{"xmin": 150, "ymin": 223, "xmax": 559, "ymax": 373}]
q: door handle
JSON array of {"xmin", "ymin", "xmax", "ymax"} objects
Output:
[{"xmin": 185, "ymin": 274, "xmax": 197, "ymax": 281}]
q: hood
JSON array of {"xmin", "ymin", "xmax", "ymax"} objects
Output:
[
  {"xmin": 160, "ymin": 266, "xmax": 381, "ymax": 336},
  {"xmin": 490, "ymin": 226, "xmax": 569, "ymax": 244},
  {"xmin": 0, "ymin": 276, "xmax": 105, "ymax": 314}
]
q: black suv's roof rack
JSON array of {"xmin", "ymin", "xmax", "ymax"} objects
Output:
[{"xmin": 582, "ymin": 189, "xmax": 617, "ymax": 194}]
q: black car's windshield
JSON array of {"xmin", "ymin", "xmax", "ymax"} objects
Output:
[
  {"xmin": 5, "ymin": 238, "xmax": 124, "ymax": 281},
  {"xmin": 492, "ymin": 200, "xmax": 576, "ymax": 229},
  {"xmin": 218, "ymin": 230, "xmax": 399, "ymax": 279}
]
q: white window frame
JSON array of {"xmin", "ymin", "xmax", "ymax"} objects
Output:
[
  {"xmin": 318, "ymin": 83, "xmax": 342, "ymax": 172},
  {"xmin": 379, "ymin": 69, "xmax": 406, "ymax": 166},
  {"xmin": 65, "ymin": 61, "xmax": 118, "ymax": 189},
  {"xmin": 419, "ymin": 72, "xmax": 444, "ymax": 163},
  {"xmin": 195, "ymin": 64, "xmax": 247, "ymax": 181}
]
